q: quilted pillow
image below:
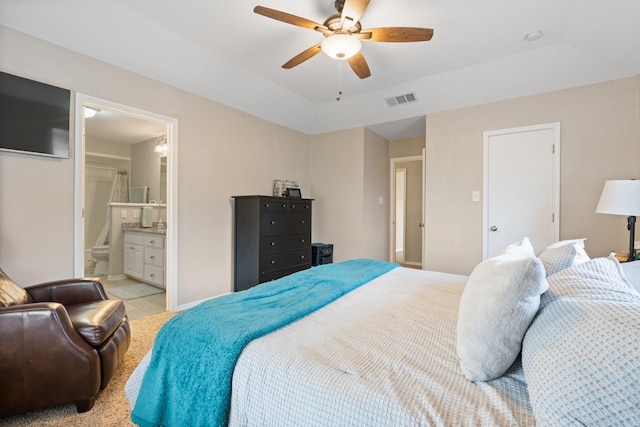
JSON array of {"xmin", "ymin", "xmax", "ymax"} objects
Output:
[
  {"xmin": 522, "ymin": 256, "xmax": 640, "ymax": 425},
  {"xmin": 537, "ymin": 238, "xmax": 590, "ymax": 276},
  {"xmin": 0, "ymin": 268, "xmax": 28, "ymax": 307},
  {"xmin": 456, "ymin": 237, "xmax": 548, "ymax": 381}
]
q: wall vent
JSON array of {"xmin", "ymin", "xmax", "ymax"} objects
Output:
[{"xmin": 386, "ymin": 92, "xmax": 418, "ymax": 107}]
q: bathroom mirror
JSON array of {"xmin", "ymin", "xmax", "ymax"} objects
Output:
[{"xmin": 160, "ymin": 156, "xmax": 167, "ymax": 204}]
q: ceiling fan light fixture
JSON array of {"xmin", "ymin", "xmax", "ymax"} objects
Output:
[{"xmin": 321, "ymin": 33, "xmax": 361, "ymax": 59}]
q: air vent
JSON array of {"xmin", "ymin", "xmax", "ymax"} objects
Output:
[{"xmin": 386, "ymin": 92, "xmax": 418, "ymax": 107}]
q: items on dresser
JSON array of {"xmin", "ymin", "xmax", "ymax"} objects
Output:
[
  {"xmin": 123, "ymin": 230, "xmax": 165, "ymax": 288},
  {"xmin": 233, "ymin": 195, "xmax": 313, "ymax": 292}
]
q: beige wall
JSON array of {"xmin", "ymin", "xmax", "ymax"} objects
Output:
[
  {"xmin": 0, "ymin": 26, "xmax": 312, "ymax": 306},
  {"xmin": 308, "ymin": 128, "xmax": 390, "ymax": 262},
  {"xmin": 389, "ymin": 136, "xmax": 425, "ymax": 158},
  {"xmin": 3, "ymin": 25, "xmax": 639, "ymax": 302},
  {"xmin": 309, "ymin": 128, "xmax": 365, "ymax": 261},
  {"xmin": 425, "ymin": 77, "xmax": 640, "ymax": 275},
  {"xmin": 363, "ymin": 129, "xmax": 390, "ymax": 260}
]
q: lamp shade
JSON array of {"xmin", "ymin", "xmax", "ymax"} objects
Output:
[
  {"xmin": 595, "ymin": 180, "xmax": 640, "ymax": 216},
  {"xmin": 321, "ymin": 33, "xmax": 361, "ymax": 59}
]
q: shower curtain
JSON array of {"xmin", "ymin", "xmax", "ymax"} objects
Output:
[{"xmin": 94, "ymin": 169, "xmax": 129, "ymax": 247}]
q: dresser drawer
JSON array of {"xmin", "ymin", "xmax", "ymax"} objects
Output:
[
  {"xmin": 260, "ymin": 248, "xmax": 310, "ymax": 273},
  {"xmin": 144, "ymin": 235, "xmax": 164, "ymax": 249},
  {"xmin": 144, "ymin": 265, "xmax": 164, "ymax": 287},
  {"xmin": 260, "ymin": 233, "xmax": 310, "ymax": 254},
  {"xmin": 260, "ymin": 198, "xmax": 289, "ymax": 212},
  {"xmin": 287, "ymin": 201, "xmax": 312, "ymax": 212},
  {"xmin": 145, "ymin": 247, "xmax": 164, "ymax": 267},
  {"xmin": 260, "ymin": 212, "xmax": 311, "ymax": 235}
]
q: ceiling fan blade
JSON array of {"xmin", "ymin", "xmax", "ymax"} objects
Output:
[
  {"xmin": 254, "ymin": 6, "xmax": 327, "ymax": 31},
  {"xmin": 282, "ymin": 44, "xmax": 323, "ymax": 69},
  {"xmin": 363, "ymin": 27, "xmax": 434, "ymax": 42},
  {"xmin": 347, "ymin": 52, "xmax": 371, "ymax": 79},
  {"xmin": 341, "ymin": 0, "xmax": 370, "ymax": 28}
]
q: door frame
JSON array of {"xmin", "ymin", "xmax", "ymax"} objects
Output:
[
  {"xmin": 73, "ymin": 93, "xmax": 179, "ymax": 312},
  {"xmin": 389, "ymin": 154, "xmax": 425, "ymax": 266},
  {"xmin": 482, "ymin": 122, "xmax": 560, "ymax": 259}
]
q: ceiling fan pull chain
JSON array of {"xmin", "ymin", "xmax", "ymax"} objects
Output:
[{"xmin": 336, "ymin": 60, "xmax": 343, "ymax": 101}]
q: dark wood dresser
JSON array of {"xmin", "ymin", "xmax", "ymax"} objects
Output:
[{"xmin": 233, "ymin": 195, "xmax": 313, "ymax": 291}]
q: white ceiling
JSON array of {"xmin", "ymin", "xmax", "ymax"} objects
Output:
[{"xmin": 1, "ymin": 0, "xmax": 640, "ymax": 140}]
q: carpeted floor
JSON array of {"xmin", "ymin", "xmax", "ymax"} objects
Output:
[{"xmin": 2, "ymin": 311, "xmax": 175, "ymax": 427}]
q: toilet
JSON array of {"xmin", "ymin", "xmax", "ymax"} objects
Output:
[{"xmin": 91, "ymin": 245, "xmax": 110, "ymax": 276}]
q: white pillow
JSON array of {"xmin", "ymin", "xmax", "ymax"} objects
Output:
[
  {"xmin": 545, "ymin": 238, "xmax": 590, "ymax": 262},
  {"xmin": 523, "ymin": 256, "xmax": 640, "ymax": 425},
  {"xmin": 456, "ymin": 237, "xmax": 548, "ymax": 381},
  {"xmin": 538, "ymin": 242, "xmax": 576, "ymax": 276}
]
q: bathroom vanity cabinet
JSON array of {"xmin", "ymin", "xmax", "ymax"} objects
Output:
[
  {"xmin": 233, "ymin": 195, "xmax": 313, "ymax": 292},
  {"xmin": 124, "ymin": 230, "xmax": 165, "ymax": 288}
]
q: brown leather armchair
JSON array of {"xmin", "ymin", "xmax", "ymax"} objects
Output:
[{"xmin": 0, "ymin": 268, "xmax": 131, "ymax": 416}]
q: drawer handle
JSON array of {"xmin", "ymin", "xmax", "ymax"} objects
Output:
[
  {"xmin": 281, "ymin": 204, "xmax": 286, "ymax": 208},
  {"xmin": 270, "ymin": 242, "xmax": 276, "ymax": 246},
  {"xmin": 271, "ymin": 260, "xmax": 276, "ymax": 264},
  {"xmin": 264, "ymin": 203, "xmax": 270, "ymax": 208},
  {"xmin": 150, "ymin": 240, "xmax": 155, "ymax": 244},
  {"xmin": 300, "ymin": 220, "xmax": 305, "ymax": 224},
  {"xmin": 301, "ymin": 239, "xmax": 305, "ymax": 243},
  {"xmin": 150, "ymin": 273, "xmax": 155, "ymax": 278},
  {"xmin": 300, "ymin": 255, "xmax": 305, "ymax": 259},
  {"xmin": 291, "ymin": 204, "xmax": 296, "ymax": 209},
  {"xmin": 270, "ymin": 220, "xmax": 276, "ymax": 225},
  {"xmin": 150, "ymin": 255, "xmax": 155, "ymax": 260}
]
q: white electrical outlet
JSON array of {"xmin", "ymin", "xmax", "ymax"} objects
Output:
[
  {"xmin": 472, "ymin": 191, "xmax": 481, "ymax": 202},
  {"xmin": 133, "ymin": 210, "xmax": 140, "ymax": 219},
  {"xmin": 379, "ymin": 196, "xmax": 384, "ymax": 205},
  {"xmin": 121, "ymin": 210, "xmax": 127, "ymax": 219}
]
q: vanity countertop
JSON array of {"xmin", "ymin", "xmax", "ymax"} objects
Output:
[{"xmin": 123, "ymin": 225, "xmax": 166, "ymax": 235}]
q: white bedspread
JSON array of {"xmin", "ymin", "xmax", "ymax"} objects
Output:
[{"xmin": 228, "ymin": 267, "xmax": 534, "ymax": 426}]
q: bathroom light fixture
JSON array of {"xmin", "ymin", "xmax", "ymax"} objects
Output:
[
  {"xmin": 84, "ymin": 107, "xmax": 100, "ymax": 118},
  {"xmin": 321, "ymin": 33, "xmax": 361, "ymax": 59},
  {"xmin": 154, "ymin": 135, "xmax": 168, "ymax": 153}
]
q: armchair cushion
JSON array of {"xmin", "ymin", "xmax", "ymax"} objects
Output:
[
  {"xmin": 0, "ymin": 268, "xmax": 28, "ymax": 307},
  {"xmin": 66, "ymin": 299, "xmax": 127, "ymax": 347}
]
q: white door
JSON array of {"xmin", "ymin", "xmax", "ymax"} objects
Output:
[{"xmin": 483, "ymin": 123, "xmax": 560, "ymax": 258}]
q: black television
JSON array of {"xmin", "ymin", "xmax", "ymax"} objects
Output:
[{"xmin": 0, "ymin": 71, "xmax": 70, "ymax": 158}]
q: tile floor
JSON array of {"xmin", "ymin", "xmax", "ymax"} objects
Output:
[{"xmin": 90, "ymin": 273, "xmax": 166, "ymax": 320}]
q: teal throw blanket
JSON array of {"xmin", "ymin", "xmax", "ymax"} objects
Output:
[{"xmin": 131, "ymin": 258, "xmax": 398, "ymax": 427}]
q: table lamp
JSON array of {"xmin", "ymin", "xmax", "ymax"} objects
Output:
[{"xmin": 595, "ymin": 179, "xmax": 640, "ymax": 262}]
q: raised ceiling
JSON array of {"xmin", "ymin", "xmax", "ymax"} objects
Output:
[{"xmin": 1, "ymin": 0, "xmax": 639, "ymax": 139}]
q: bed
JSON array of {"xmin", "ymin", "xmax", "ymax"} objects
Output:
[{"xmin": 126, "ymin": 239, "xmax": 640, "ymax": 426}]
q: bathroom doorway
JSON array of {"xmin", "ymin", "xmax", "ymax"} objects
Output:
[{"xmin": 73, "ymin": 94, "xmax": 178, "ymax": 314}]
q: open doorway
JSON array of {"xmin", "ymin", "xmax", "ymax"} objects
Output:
[
  {"xmin": 390, "ymin": 155, "xmax": 424, "ymax": 268},
  {"xmin": 74, "ymin": 94, "xmax": 178, "ymax": 315}
]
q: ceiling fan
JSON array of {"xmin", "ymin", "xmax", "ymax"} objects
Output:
[{"xmin": 254, "ymin": 0, "xmax": 434, "ymax": 79}]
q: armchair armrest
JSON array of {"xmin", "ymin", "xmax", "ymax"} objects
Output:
[{"xmin": 26, "ymin": 278, "xmax": 108, "ymax": 305}]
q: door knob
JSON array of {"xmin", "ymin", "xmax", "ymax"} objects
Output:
[{"xmin": 490, "ymin": 225, "xmax": 498, "ymax": 232}]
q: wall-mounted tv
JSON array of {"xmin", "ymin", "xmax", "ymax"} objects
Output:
[{"xmin": 0, "ymin": 71, "xmax": 70, "ymax": 158}]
